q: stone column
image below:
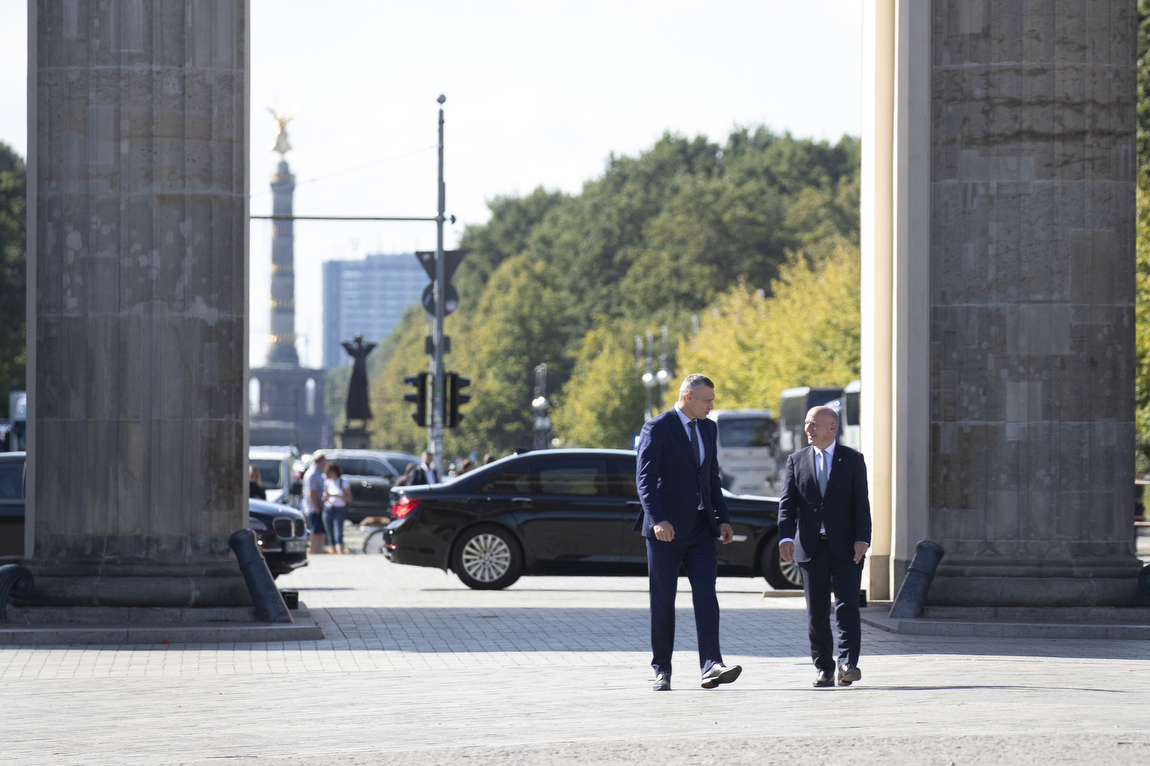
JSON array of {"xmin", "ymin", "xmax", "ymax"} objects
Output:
[
  {"xmin": 861, "ymin": 0, "xmax": 897, "ymax": 601},
  {"xmin": 928, "ymin": 0, "xmax": 1143, "ymax": 606},
  {"xmin": 26, "ymin": 0, "xmax": 251, "ymax": 606},
  {"xmin": 266, "ymin": 160, "xmax": 298, "ymax": 366}
]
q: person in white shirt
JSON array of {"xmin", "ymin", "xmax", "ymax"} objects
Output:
[{"xmin": 321, "ymin": 462, "xmax": 353, "ymax": 554}]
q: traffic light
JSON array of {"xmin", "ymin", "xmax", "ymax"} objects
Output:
[
  {"xmin": 446, "ymin": 372, "xmax": 471, "ymax": 428},
  {"xmin": 404, "ymin": 372, "xmax": 428, "ymax": 427}
]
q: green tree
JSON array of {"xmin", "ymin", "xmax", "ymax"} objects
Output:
[
  {"xmin": 1136, "ymin": 0, "xmax": 1150, "ymax": 472},
  {"xmin": 452, "ymin": 254, "xmax": 575, "ymax": 455},
  {"xmin": 551, "ymin": 320, "xmax": 648, "ymax": 448},
  {"xmin": 362, "ymin": 127, "xmax": 862, "ymax": 453},
  {"xmin": 0, "ymin": 143, "xmax": 26, "ymax": 412},
  {"xmin": 676, "ymin": 240, "xmax": 861, "ymax": 411},
  {"xmin": 454, "ymin": 188, "xmax": 565, "ymax": 310}
]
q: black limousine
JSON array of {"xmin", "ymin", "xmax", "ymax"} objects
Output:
[
  {"xmin": 249, "ymin": 498, "xmax": 309, "ymax": 578},
  {"xmin": 382, "ymin": 448, "xmax": 800, "ymax": 590}
]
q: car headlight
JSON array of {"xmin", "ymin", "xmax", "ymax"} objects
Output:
[{"xmin": 250, "ymin": 517, "xmax": 268, "ymax": 531}]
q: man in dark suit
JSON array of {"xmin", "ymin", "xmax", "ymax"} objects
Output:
[
  {"xmin": 635, "ymin": 373, "xmax": 742, "ymax": 692},
  {"xmin": 778, "ymin": 405, "xmax": 872, "ymax": 687}
]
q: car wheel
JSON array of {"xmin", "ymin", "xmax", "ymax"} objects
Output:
[
  {"xmin": 362, "ymin": 528, "xmax": 386, "ymax": 555},
  {"xmin": 452, "ymin": 524, "xmax": 522, "ymax": 590},
  {"xmin": 762, "ymin": 533, "xmax": 803, "ymax": 590}
]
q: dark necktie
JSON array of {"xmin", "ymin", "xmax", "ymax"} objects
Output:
[{"xmin": 687, "ymin": 420, "xmax": 700, "ymax": 468}]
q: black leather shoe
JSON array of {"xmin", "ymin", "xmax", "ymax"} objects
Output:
[
  {"xmin": 836, "ymin": 664, "xmax": 861, "ymax": 686},
  {"xmin": 700, "ymin": 663, "xmax": 742, "ymax": 689},
  {"xmin": 813, "ymin": 669, "xmax": 834, "ymax": 687},
  {"xmin": 653, "ymin": 672, "xmax": 671, "ymax": 691}
]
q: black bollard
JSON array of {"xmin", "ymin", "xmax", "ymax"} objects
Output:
[
  {"xmin": 888, "ymin": 540, "xmax": 946, "ymax": 619},
  {"xmin": 228, "ymin": 529, "xmax": 293, "ymax": 623},
  {"xmin": 0, "ymin": 564, "xmax": 34, "ymax": 623},
  {"xmin": 1139, "ymin": 565, "xmax": 1150, "ymax": 598}
]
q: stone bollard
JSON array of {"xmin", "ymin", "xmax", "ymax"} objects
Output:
[
  {"xmin": 0, "ymin": 564, "xmax": 34, "ymax": 623},
  {"xmin": 888, "ymin": 540, "xmax": 946, "ymax": 619},
  {"xmin": 227, "ymin": 530, "xmax": 293, "ymax": 624}
]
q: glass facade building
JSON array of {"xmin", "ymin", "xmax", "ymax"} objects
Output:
[{"xmin": 323, "ymin": 254, "xmax": 426, "ymax": 369}]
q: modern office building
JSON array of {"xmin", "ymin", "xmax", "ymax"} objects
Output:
[{"xmin": 323, "ymin": 254, "xmax": 427, "ymax": 369}]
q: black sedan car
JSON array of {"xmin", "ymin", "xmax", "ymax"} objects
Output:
[
  {"xmin": 383, "ymin": 449, "xmax": 801, "ymax": 590},
  {"xmin": 249, "ymin": 498, "xmax": 309, "ymax": 578}
]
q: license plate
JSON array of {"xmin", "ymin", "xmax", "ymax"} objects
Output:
[{"xmin": 285, "ymin": 540, "xmax": 307, "ymax": 552}]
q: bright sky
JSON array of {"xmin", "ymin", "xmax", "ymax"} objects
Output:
[{"xmin": 0, "ymin": 0, "xmax": 862, "ymax": 368}]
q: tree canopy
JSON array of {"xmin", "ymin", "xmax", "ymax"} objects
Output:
[
  {"xmin": 354, "ymin": 127, "xmax": 862, "ymax": 456},
  {"xmin": 0, "ymin": 143, "xmax": 26, "ymax": 413}
]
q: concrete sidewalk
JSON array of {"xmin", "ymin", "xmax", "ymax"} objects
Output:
[{"xmin": 1, "ymin": 556, "xmax": 1146, "ymax": 765}]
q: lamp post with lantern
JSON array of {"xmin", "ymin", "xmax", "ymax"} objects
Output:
[{"xmin": 532, "ymin": 363, "xmax": 550, "ymax": 450}]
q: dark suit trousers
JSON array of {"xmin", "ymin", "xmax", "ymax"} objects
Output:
[
  {"xmin": 799, "ymin": 538, "xmax": 863, "ymax": 673},
  {"xmin": 646, "ymin": 513, "xmax": 722, "ymax": 677}
]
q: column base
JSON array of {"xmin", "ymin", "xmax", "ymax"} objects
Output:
[
  {"xmin": 339, "ymin": 427, "xmax": 371, "ymax": 449},
  {"xmin": 928, "ymin": 555, "xmax": 1148, "ymax": 607},
  {"xmin": 19, "ymin": 560, "xmax": 253, "ymax": 608}
]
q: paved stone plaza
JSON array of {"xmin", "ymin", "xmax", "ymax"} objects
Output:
[{"xmin": 1, "ymin": 555, "xmax": 1147, "ymax": 765}]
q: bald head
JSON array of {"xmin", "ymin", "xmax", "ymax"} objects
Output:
[{"xmin": 804, "ymin": 406, "xmax": 838, "ymax": 450}]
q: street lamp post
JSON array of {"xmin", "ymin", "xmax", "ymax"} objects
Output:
[
  {"xmin": 429, "ymin": 94, "xmax": 448, "ymax": 477},
  {"xmin": 532, "ymin": 363, "xmax": 550, "ymax": 450},
  {"xmin": 655, "ymin": 325, "xmax": 670, "ymax": 409},
  {"xmin": 641, "ymin": 330, "xmax": 657, "ymax": 420}
]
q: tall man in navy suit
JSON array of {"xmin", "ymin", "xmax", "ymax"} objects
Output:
[
  {"xmin": 778, "ymin": 405, "xmax": 872, "ymax": 687},
  {"xmin": 635, "ymin": 373, "xmax": 742, "ymax": 692}
]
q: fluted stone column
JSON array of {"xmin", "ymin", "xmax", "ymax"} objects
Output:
[
  {"xmin": 927, "ymin": 0, "xmax": 1143, "ymax": 606},
  {"xmin": 266, "ymin": 160, "xmax": 298, "ymax": 366},
  {"xmin": 26, "ymin": 0, "xmax": 250, "ymax": 606}
]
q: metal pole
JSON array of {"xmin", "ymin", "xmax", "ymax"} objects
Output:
[
  {"xmin": 430, "ymin": 95, "xmax": 447, "ymax": 476},
  {"xmin": 657, "ymin": 325, "xmax": 669, "ymax": 408},
  {"xmin": 643, "ymin": 330, "xmax": 654, "ymax": 420},
  {"xmin": 533, "ymin": 364, "xmax": 549, "ymax": 450}
]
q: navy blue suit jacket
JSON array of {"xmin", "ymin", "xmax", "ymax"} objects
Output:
[
  {"xmin": 777, "ymin": 444, "xmax": 872, "ymax": 563},
  {"xmin": 634, "ymin": 408, "xmax": 730, "ymax": 539}
]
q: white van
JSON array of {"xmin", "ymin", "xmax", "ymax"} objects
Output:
[
  {"xmin": 249, "ymin": 445, "xmax": 301, "ymax": 506},
  {"xmin": 706, "ymin": 409, "xmax": 779, "ymax": 496}
]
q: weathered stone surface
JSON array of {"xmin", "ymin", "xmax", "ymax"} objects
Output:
[
  {"xmin": 928, "ymin": 0, "xmax": 1143, "ymax": 605},
  {"xmin": 28, "ymin": 0, "xmax": 249, "ymax": 605}
]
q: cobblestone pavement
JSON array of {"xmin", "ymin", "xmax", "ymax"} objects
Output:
[{"xmin": 1, "ymin": 555, "xmax": 1148, "ymax": 765}]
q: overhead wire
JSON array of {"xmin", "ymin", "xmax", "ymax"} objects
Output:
[{"xmin": 249, "ymin": 144, "xmax": 437, "ymax": 198}]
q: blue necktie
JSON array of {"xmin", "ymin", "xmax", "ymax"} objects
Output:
[
  {"xmin": 817, "ymin": 450, "xmax": 828, "ymax": 496},
  {"xmin": 688, "ymin": 420, "xmax": 700, "ymax": 468}
]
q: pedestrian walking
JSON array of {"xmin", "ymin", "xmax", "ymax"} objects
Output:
[
  {"xmin": 322, "ymin": 462, "xmax": 352, "ymax": 555},
  {"xmin": 414, "ymin": 451, "xmax": 438, "ymax": 485},
  {"xmin": 248, "ymin": 465, "xmax": 266, "ymax": 500},
  {"xmin": 634, "ymin": 373, "xmax": 741, "ymax": 691},
  {"xmin": 303, "ymin": 451, "xmax": 328, "ymax": 554},
  {"xmin": 777, "ymin": 405, "xmax": 872, "ymax": 688}
]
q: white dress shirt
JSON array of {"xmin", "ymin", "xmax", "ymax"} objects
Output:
[{"xmin": 779, "ymin": 440, "xmax": 835, "ymax": 546}]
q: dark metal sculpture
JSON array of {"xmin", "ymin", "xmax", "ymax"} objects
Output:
[
  {"xmin": 342, "ymin": 334, "xmax": 377, "ymax": 422},
  {"xmin": 888, "ymin": 540, "xmax": 946, "ymax": 619},
  {"xmin": 227, "ymin": 529, "xmax": 293, "ymax": 623},
  {"xmin": 0, "ymin": 564, "xmax": 34, "ymax": 623},
  {"xmin": 1139, "ymin": 565, "xmax": 1150, "ymax": 597}
]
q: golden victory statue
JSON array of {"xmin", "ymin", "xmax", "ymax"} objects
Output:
[{"xmin": 268, "ymin": 108, "xmax": 294, "ymax": 156}]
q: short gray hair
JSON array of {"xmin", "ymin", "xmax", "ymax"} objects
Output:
[
  {"xmin": 679, "ymin": 373, "xmax": 714, "ymax": 395},
  {"xmin": 311, "ymin": 450, "xmax": 327, "ymax": 463}
]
